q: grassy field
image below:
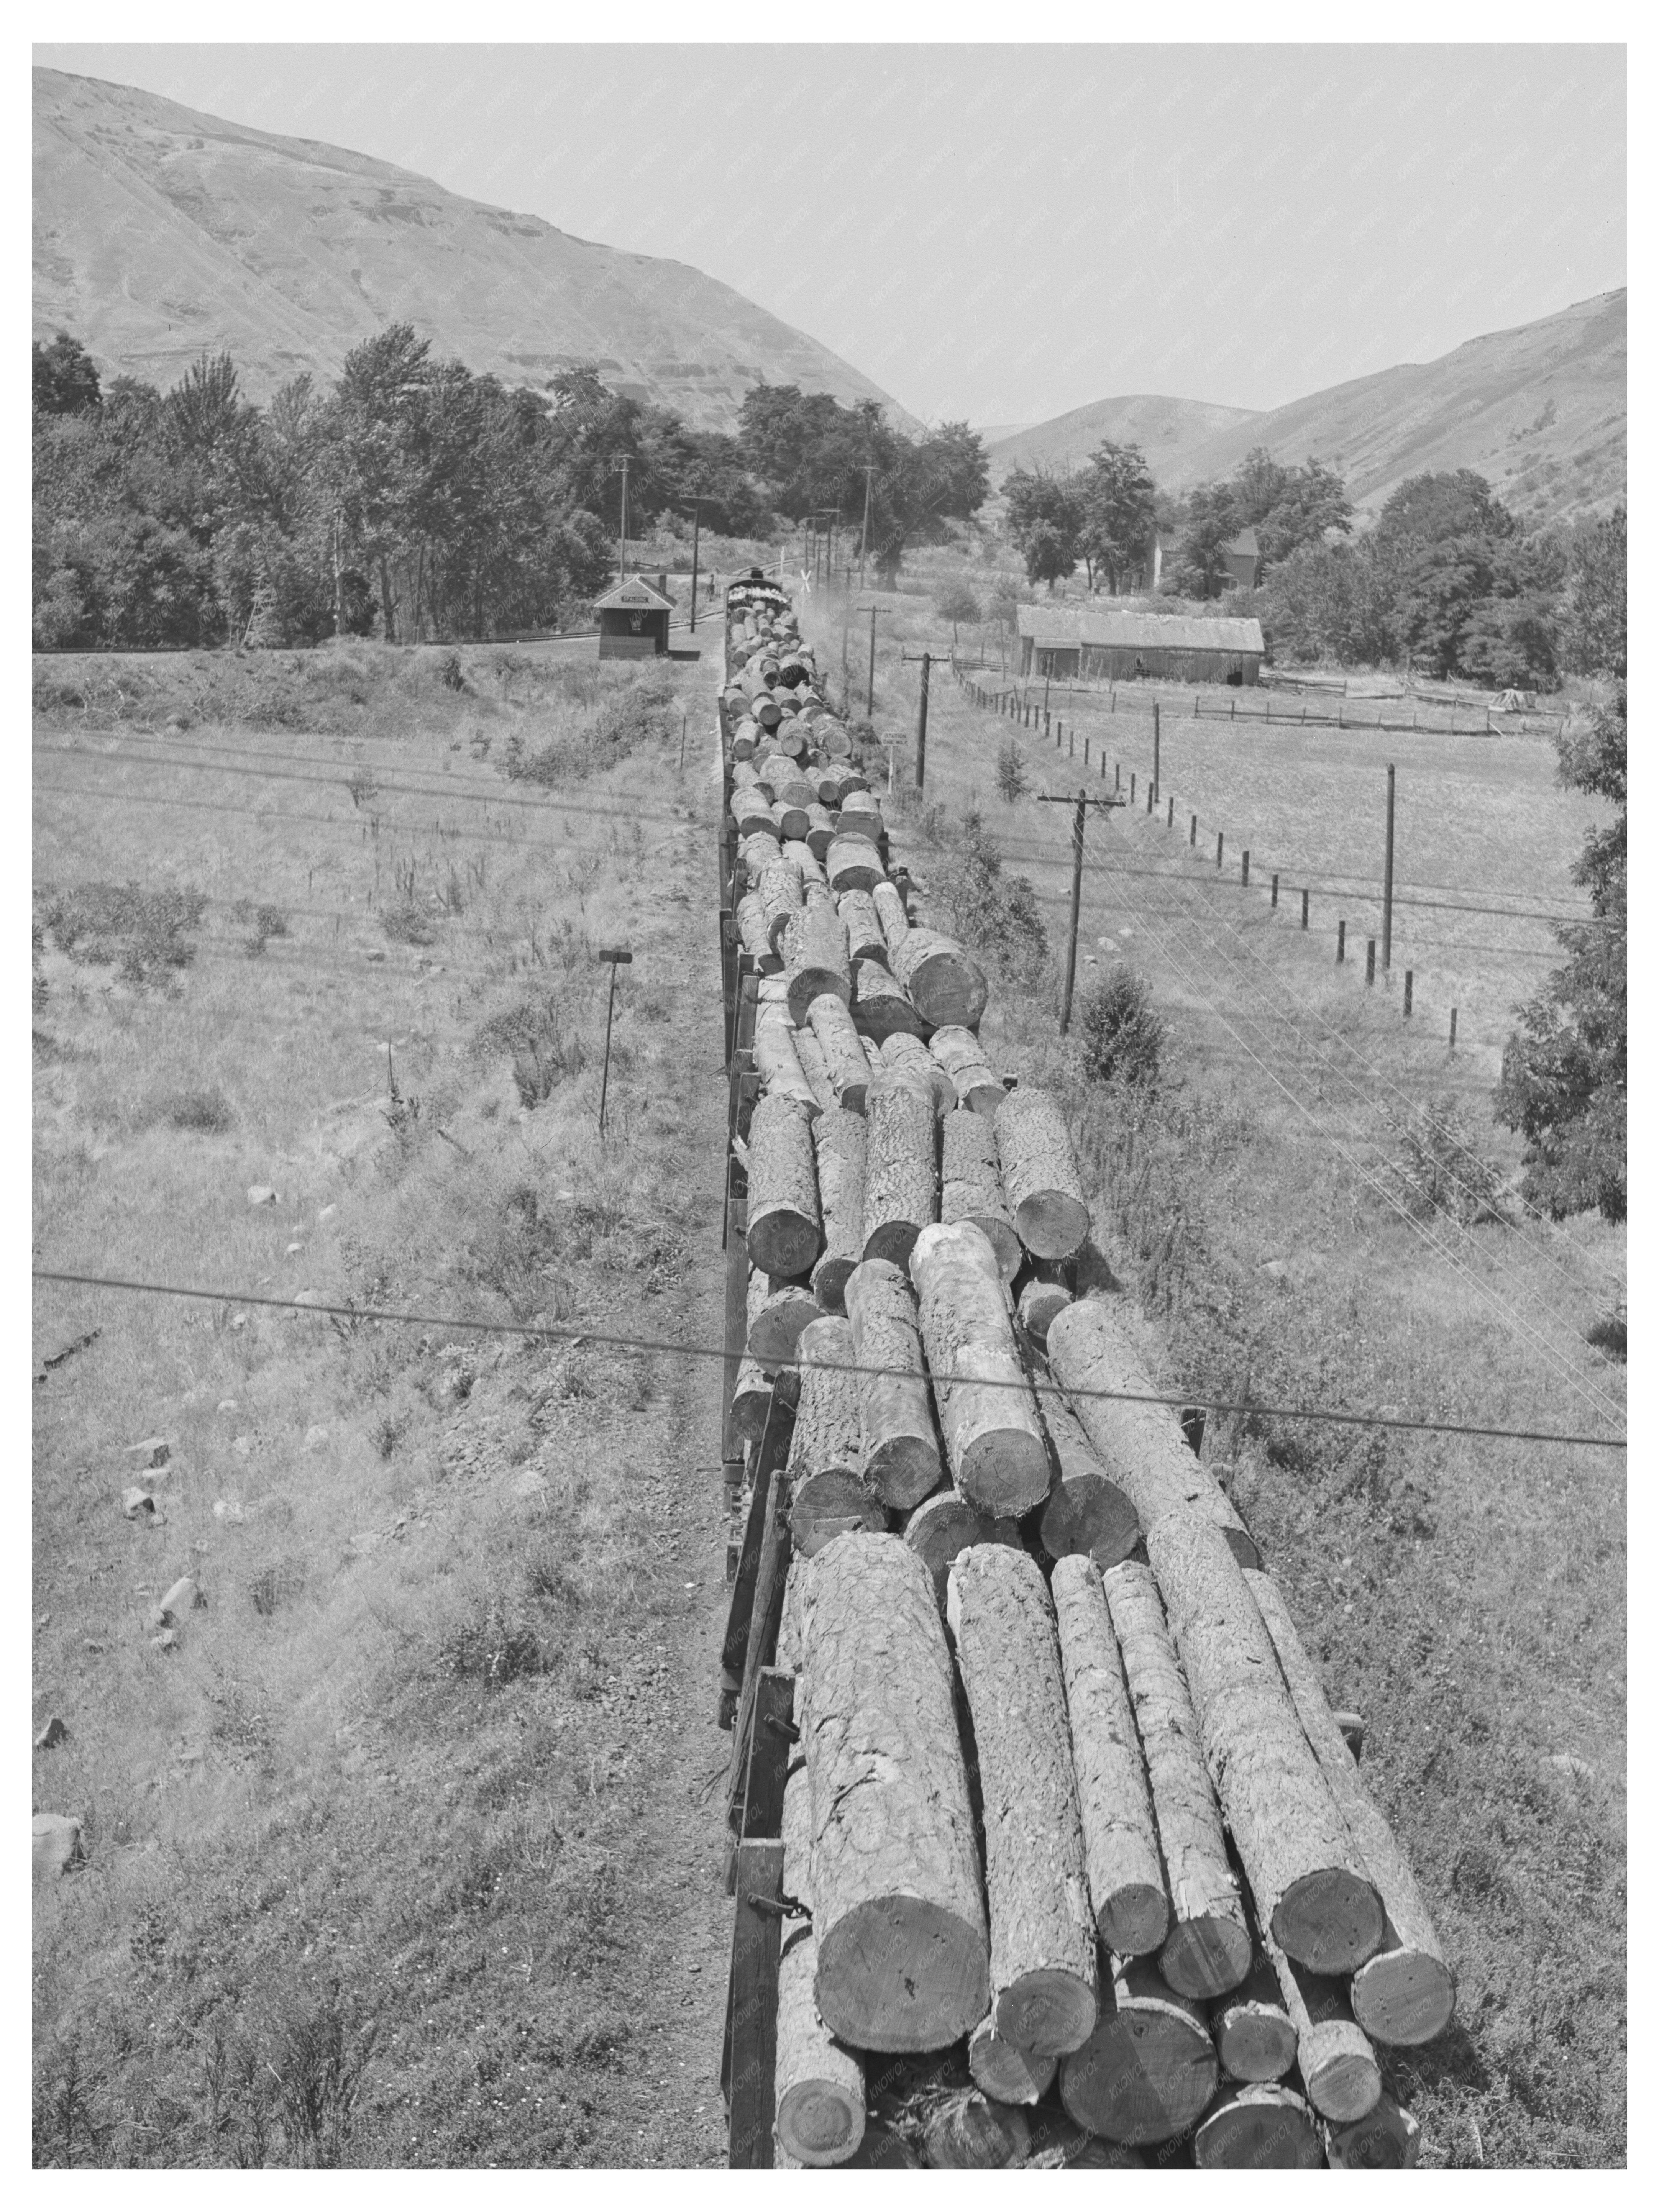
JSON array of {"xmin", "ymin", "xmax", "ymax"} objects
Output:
[
  {"xmin": 801, "ymin": 587, "xmax": 1627, "ymax": 2169},
  {"xmin": 32, "ymin": 642, "xmax": 739, "ymax": 2167}
]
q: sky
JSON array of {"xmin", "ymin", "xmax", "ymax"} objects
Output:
[{"xmin": 33, "ymin": 40, "xmax": 1626, "ymax": 429}]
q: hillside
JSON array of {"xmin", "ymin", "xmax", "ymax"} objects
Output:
[
  {"xmin": 999, "ymin": 292, "xmax": 1625, "ymax": 527},
  {"xmin": 32, "ymin": 66, "xmax": 917, "ymax": 431},
  {"xmin": 986, "ymin": 394, "xmax": 1261, "ymax": 485}
]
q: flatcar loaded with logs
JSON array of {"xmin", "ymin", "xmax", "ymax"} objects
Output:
[{"xmin": 712, "ymin": 585, "xmax": 1442, "ymax": 2171}]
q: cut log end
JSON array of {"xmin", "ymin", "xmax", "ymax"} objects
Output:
[
  {"xmin": 1101, "ymin": 1883, "xmax": 1173, "ymax": 1963},
  {"xmin": 1195, "ymin": 2084, "xmax": 1324, "ymax": 2171},
  {"xmin": 960, "ymin": 1427, "xmax": 1053, "ymax": 1517},
  {"xmin": 788, "ymin": 1469, "xmax": 886, "ymax": 1558},
  {"xmin": 809, "ymin": 1253, "xmax": 857, "ymax": 1314},
  {"xmin": 919, "ymin": 2090, "xmax": 1032, "ymax": 2171},
  {"xmin": 1058, "ymin": 1983, "xmax": 1219, "ymax": 2146},
  {"xmin": 994, "ymin": 1969, "xmax": 1099, "ymax": 2063},
  {"xmin": 1350, "ymin": 1946, "xmax": 1458, "ymax": 2048},
  {"xmin": 775, "ymin": 2076, "xmax": 865, "ymax": 2167},
  {"xmin": 1013, "ymin": 1190, "xmax": 1093, "ymax": 1263},
  {"xmin": 1159, "ymin": 1911, "xmax": 1256, "ymax": 2002},
  {"xmin": 1325, "ymin": 2091, "xmax": 1420, "ymax": 2171},
  {"xmin": 1272, "ymin": 1869, "xmax": 1388, "ymax": 1979},
  {"xmin": 1302, "ymin": 2034, "xmax": 1382, "ymax": 2125},
  {"xmin": 866, "ymin": 1432, "xmax": 943, "ymax": 1512},
  {"xmin": 863, "ymin": 1219, "xmax": 922, "ymax": 1268},
  {"xmin": 967, "ymin": 2013, "xmax": 1058, "ymax": 2106},
  {"xmin": 1037, "ymin": 1470, "xmax": 1140, "ymax": 1572},
  {"xmin": 1213, "ymin": 2000, "xmax": 1299, "ymax": 2085},
  {"xmin": 816, "ymin": 1896, "xmax": 990, "ymax": 2054}
]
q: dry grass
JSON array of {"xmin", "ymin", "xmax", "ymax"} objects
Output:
[
  {"xmin": 32, "ymin": 646, "xmax": 735, "ymax": 2168},
  {"xmin": 803, "ymin": 589, "xmax": 1627, "ymax": 2170}
]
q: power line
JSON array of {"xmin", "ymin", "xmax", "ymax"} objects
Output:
[{"xmin": 31, "ymin": 1268, "xmax": 1625, "ymax": 1452}]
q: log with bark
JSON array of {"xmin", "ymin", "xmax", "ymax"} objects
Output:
[
  {"xmin": 909, "ymin": 1221, "xmax": 1052, "ymax": 1515},
  {"xmin": 797, "ymin": 1532, "xmax": 991, "ymax": 2050},
  {"xmin": 880, "ymin": 1030, "xmax": 954, "ymax": 1109},
  {"xmin": 929, "ymin": 1025, "xmax": 1007, "ymax": 1117},
  {"xmin": 736, "ymin": 889, "xmax": 782, "ymax": 973},
  {"xmin": 781, "ymin": 894, "xmax": 852, "ymax": 1026},
  {"xmin": 1324, "ymin": 2091, "xmax": 1419, "ymax": 2170},
  {"xmin": 785, "ymin": 1317, "xmax": 886, "ymax": 1556},
  {"xmin": 1015, "ymin": 1260, "xmax": 1072, "ymax": 1351},
  {"xmin": 1194, "ymin": 2082, "xmax": 1324, "ymax": 2170},
  {"xmin": 842, "ymin": 1258, "xmax": 944, "ymax": 1509},
  {"xmin": 827, "ymin": 833, "xmax": 886, "ymax": 894},
  {"xmin": 746, "ymin": 1265, "xmax": 824, "ymax": 1369},
  {"xmin": 772, "ymin": 795, "xmax": 811, "ymax": 843},
  {"xmin": 730, "ymin": 1353, "xmax": 776, "ymax": 1445},
  {"xmin": 1050, "ymin": 1556, "xmax": 1170, "ymax": 1959},
  {"xmin": 941, "ymin": 1109, "xmax": 1022, "ymax": 1281},
  {"xmin": 807, "ymin": 992, "xmax": 871, "ymax": 1113},
  {"xmin": 1101, "ymin": 1559, "xmax": 1252, "ymax": 1999},
  {"xmin": 1147, "ymin": 1513, "xmax": 1385, "ymax": 1977},
  {"xmin": 1211, "ymin": 1943, "xmax": 1298, "ymax": 2083},
  {"xmin": 783, "ymin": 836, "xmax": 827, "ymax": 889},
  {"xmin": 967, "ymin": 2014, "xmax": 1058, "ymax": 2107},
  {"xmin": 1046, "ymin": 1297, "xmax": 1260, "ymax": 1565},
  {"xmin": 809, "ymin": 1108, "xmax": 867, "ymax": 1313},
  {"xmin": 891, "ymin": 927, "xmax": 989, "ymax": 1029},
  {"xmin": 752, "ymin": 1005, "xmax": 820, "ymax": 1117},
  {"xmin": 1058, "ymin": 1953, "xmax": 1219, "ymax": 2146},
  {"xmin": 1022, "ymin": 2115, "xmax": 1146, "ymax": 2169},
  {"xmin": 758, "ymin": 854, "xmax": 805, "ymax": 952},
  {"xmin": 947, "ymin": 1545, "xmax": 1099, "ymax": 2056},
  {"xmin": 872, "ymin": 878, "xmax": 911, "ymax": 959},
  {"xmin": 733, "ymin": 785, "xmax": 777, "ymax": 838},
  {"xmin": 837, "ymin": 887, "xmax": 887, "ymax": 967},
  {"xmin": 852, "ymin": 959, "xmax": 931, "ymax": 1043},
  {"xmin": 1245, "ymin": 1569, "xmax": 1456, "ymax": 2048},
  {"xmin": 994, "ymin": 1087, "xmax": 1091, "ymax": 1260},
  {"xmin": 860, "ymin": 1072, "xmax": 940, "ymax": 1266},
  {"xmin": 745, "ymin": 1092, "xmax": 823, "ymax": 1281},
  {"xmin": 804, "ymin": 804, "xmax": 836, "ymax": 860},
  {"xmin": 1036, "ymin": 1395, "xmax": 1140, "ymax": 1571},
  {"xmin": 775, "ymin": 1759, "xmax": 867, "ymax": 2166},
  {"xmin": 791, "ymin": 1023, "xmax": 840, "ymax": 1117},
  {"xmin": 900, "ymin": 1489, "xmax": 1020, "ymax": 1602},
  {"xmin": 758, "ymin": 753, "xmax": 814, "ymax": 807},
  {"xmin": 1258, "ymin": 1918, "xmax": 1382, "ymax": 2122}
]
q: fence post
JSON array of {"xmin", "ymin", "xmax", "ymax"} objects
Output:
[
  {"xmin": 1116, "ymin": 762, "xmax": 1121, "ymax": 792},
  {"xmin": 1449, "ymin": 1006, "xmax": 1457, "ymax": 1049},
  {"xmin": 1215, "ymin": 831, "xmax": 1224, "ymax": 870},
  {"xmin": 1365, "ymin": 938, "xmax": 1376, "ymax": 984},
  {"xmin": 1167, "ymin": 795, "xmax": 1175, "ymax": 828},
  {"xmin": 1069, "ymin": 728, "xmax": 1075, "ymax": 758},
  {"xmin": 1241, "ymin": 850, "xmax": 1250, "ymax": 888},
  {"xmin": 1301, "ymin": 888, "xmax": 1309, "ymax": 930},
  {"xmin": 1083, "ymin": 736, "xmax": 1090, "ymax": 764},
  {"xmin": 1147, "ymin": 782, "xmax": 1154, "ymax": 816},
  {"xmin": 1130, "ymin": 772, "xmax": 1136, "ymax": 803},
  {"xmin": 1337, "ymin": 920, "xmax": 1346, "ymax": 965},
  {"xmin": 1189, "ymin": 812, "xmax": 1197, "ymax": 846},
  {"xmin": 1404, "ymin": 970, "xmax": 1414, "ymax": 1017},
  {"xmin": 1271, "ymin": 872, "xmax": 1279, "ymax": 908}
]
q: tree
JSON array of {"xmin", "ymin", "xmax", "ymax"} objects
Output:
[
  {"xmin": 33, "ymin": 332, "xmax": 102, "ymax": 416},
  {"xmin": 1254, "ymin": 456, "xmax": 1351, "ymax": 566},
  {"xmin": 1077, "ymin": 442, "xmax": 1157, "ymax": 594},
  {"xmin": 1495, "ymin": 690, "xmax": 1625, "ymax": 1220},
  {"xmin": 1559, "ymin": 505, "xmax": 1626, "ymax": 681},
  {"xmin": 937, "ymin": 583, "xmax": 981, "ymax": 646},
  {"xmin": 1165, "ymin": 481, "xmax": 1239, "ymax": 600},
  {"xmin": 1003, "ymin": 467, "xmax": 1083, "ymax": 591}
]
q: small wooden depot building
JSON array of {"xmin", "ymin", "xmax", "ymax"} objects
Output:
[{"xmin": 594, "ymin": 574, "xmax": 673, "ymax": 659}]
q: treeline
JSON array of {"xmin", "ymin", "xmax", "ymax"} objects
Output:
[
  {"xmin": 31, "ymin": 330, "xmax": 988, "ymax": 650},
  {"xmin": 1001, "ymin": 431, "xmax": 1624, "ymax": 693}
]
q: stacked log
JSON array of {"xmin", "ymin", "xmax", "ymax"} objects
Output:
[
  {"xmin": 758, "ymin": 854, "xmax": 804, "ymax": 951},
  {"xmin": 746, "ymin": 1266, "xmax": 822, "ymax": 1369},
  {"xmin": 842, "ymin": 1259, "xmax": 944, "ymax": 1509},
  {"xmin": 809, "ymin": 1109, "xmax": 866, "ymax": 1313},
  {"xmin": 827, "ymin": 833, "xmax": 886, "ymax": 894},
  {"xmin": 1195, "ymin": 2083, "xmax": 1323, "ymax": 2170},
  {"xmin": 752, "ymin": 1004, "xmax": 819, "ymax": 1116},
  {"xmin": 791, "ymin": 1023, "xmax": 839, "ymax": 1117},
  {"xmin": 994, "ymin": 1087, "xmax": 1091, "ymax": 1259},
  {"xmin": 1057, "ymin": 1955, "xmax": 1218, "ymax": 2145},
  {"xmin": 967, "ymin": 2015, "xmax": 1058, "ymax": 2107},
  {"xmin": 851, "ymin": 959, "xmax": 930, "ymax": 1041},
  {"xmin": 872, "ymin": 879, "xmax": 911, "ymax": 958},
  {"xmin": 796, "ymin": 1535, "xmax": 991, "ymax": 2051},
  {"xmin": 880, "ymin": 1032, "xmax": 954, "ymax": 1111},
  {"xmin": 946, "ymin": 1546, "xmax": 1098, "ymax": 2056},
  {"xmin": 1211, "ymin": 1945, "xmax": 1298, "ymax": 2082},
  {"xmin": 837, "ymin": 887, "xmax": 886, "ymax": 966},
  {"xmin": 1258, "ymin": 1918, "xmax": 1382, "ymax": 2123},
  {"xmin": 891, "ymin": 928, "xmax": 988, "ymax": 1029},
  {"xmin": 909, "ymin": 1222, "xmax": 1052, "ymax": 1516},
  {"xmin": 775, "ymin": 1759, "xmax": 866, "ymax": 2166},
  {"xmin": 785, "ymin": 1317, "xmax": 884, "ymax": 1556},
  {"xmin": 901, "ymin": 1490, "xmax": 1020, "ymax": 1602},
  {"xmin": 860, "ymin": 1073, "xmax": 939, "ymax": 1265},
  {"xmin": 782, "ymin": 894, "xmax": 851, "ymax": 1025},
  {"xmin": 1035, "ymin": 1395, "xmax": 1139, "ymax": 1571},
  {"xmin": 745, "ymin": 1094, "xmax": 821, "ymax": 1280},
  {"xmin": 940, "ymin": 1109, "xmax": 1021, "ymax": 1281},
  {"xmin": 929, "ymin": 1025, "xmax": 1006, "ymax": 1116},
  {"xmin": 1015, "ymin": 1260, "xmax": 1072, "ymax": 1350}
]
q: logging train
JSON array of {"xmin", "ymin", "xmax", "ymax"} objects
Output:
[{"xmin": 712, "ymin": 582, "xmax": 1445, "ymax": 2172}]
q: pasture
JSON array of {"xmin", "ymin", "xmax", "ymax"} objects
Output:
[{"xmin": 32, "ymin": 644, "xmax": 735, "ymax": 2167}]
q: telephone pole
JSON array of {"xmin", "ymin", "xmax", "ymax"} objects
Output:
[
  {"xmin": 901, "ymin": 649, "xmax": 935, "ymax": 791},
  {"xmin": 1382, "ymin": 763, "xmax": 1397, "ymax": 971},
  {"xmin": 858, "ymin": 602, "xmax": 880, "ymax": 717},
  {"xmin": 1037, "ymin": 789, "xmax": 1127, "ymax": 1033},
  {"xmin": 610, "ymin": 455, "xmax": 632, "ymax": 584},
  {"xmin": 858, "ymin": 463, "xmax": 875, "ymax": 592},
  {"xmin": 687, "ymin": 496, "xmax": 705, "ymax": 633}
]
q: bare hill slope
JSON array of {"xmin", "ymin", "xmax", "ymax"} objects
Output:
[
  {"xmin": 986, "ymin": 394, "xmax": 1260, "ymax": 485},
  {"xmin": 33, "ymin": 66, "xmax": 917, "ymax": 431}
]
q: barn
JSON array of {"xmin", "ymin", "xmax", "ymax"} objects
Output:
[{"xmin": 1017, "ymin": 606, "xmax": 1265, "ymax": 685}]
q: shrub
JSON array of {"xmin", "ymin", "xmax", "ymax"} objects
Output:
[
  {"xmin": 165, "ymin": 1086, "xmax": 235, "ymax": 1134},
  {"xmin": 472, "ymin": 991, "xmax": 587, "ymax": 1107},
  {"xmin": 1386, "ymin": 1095, "xmax": 1507, "ymax": 1224},
  {"xmin": 437, "ymin": 1596, "xmax": 544, "ymax": 1686},
  {"xmin": 932, "ymin": 808, "xmax": 1048, "ymax": 984},
  {"xmin": 234, "ymin": 899, "xmax": 289, "ymax": 957},
  {"xmin": 995, "ymin": 740, "xmax": 1030, "ymax": 803},
  {"xmin": 39, "ymin": 880, "xmax": 208, "ymax": 987},
  {"xmin": 438, "ymin": 651, "xmax": 465, "ymax": 692},
  {"xmin": 1078, "ymin": 964, "xmax": 1165, "ymax": 1087}
]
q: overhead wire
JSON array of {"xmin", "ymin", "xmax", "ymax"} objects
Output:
[{"xmin": 30, "ymin": 1268, "xmax": 1625, "ymax": 1453}]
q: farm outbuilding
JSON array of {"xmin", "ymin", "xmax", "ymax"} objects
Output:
[
  {"xmin": 1017, "ymin": 606, "xmax": 1265, "ymax": 685},
  {"xmin": 594, "ymin": 572, "xmax": 674, "ymax": 658}
]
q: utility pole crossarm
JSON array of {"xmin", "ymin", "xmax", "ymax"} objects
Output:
[{"xmin": 1035, "ymin": 790, "xmax": 1127, "ymax": 1035}]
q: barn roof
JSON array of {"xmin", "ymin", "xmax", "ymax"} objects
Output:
[
  {"xmin": 592, "ymin": 573, "xmax": 674, "ymax": 611},
  {"xmin": 1016, "ymin": 606, "xmax": 1265, "ymax": 654}
]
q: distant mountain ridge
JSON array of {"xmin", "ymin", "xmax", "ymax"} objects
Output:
[
  {"xmin": 986, "ymin": 395, "xmax": 1260, "ymax": 486},
  {"xmin": 989, "ymin": 291, "xmax": 1625, "ymax": 527},
  {"xmin": 32, "ymin": 66, "xmax": 919, "ymax": 432}
]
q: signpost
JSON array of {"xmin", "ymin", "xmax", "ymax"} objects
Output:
[{"xmin": 597, "ymin": 947, "xmax": 632, "ymax": 1134}]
